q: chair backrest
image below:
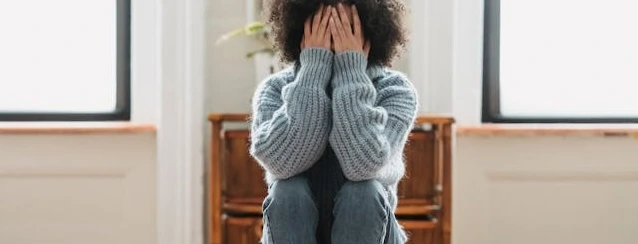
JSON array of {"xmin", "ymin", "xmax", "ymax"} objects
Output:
[
  {"xmin": 400, "ymin": 130, "xmax": 437, "ymax": 201},
  {"xmin": 222, "ymin": 129, "xmax": 267, "ymax": 203}
]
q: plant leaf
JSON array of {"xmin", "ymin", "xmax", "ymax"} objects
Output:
[
  {"xmin": 244, "ymin": 22, "xmax": 266, "ymax": 35},
  {"xmin": 215, "ymin": 21, "xmax": 268, "ymax": 45},
  {"xmin": 215, "ymin": 28, "xmax": 246, "ymax": 45},
  {"xmin": 246, "ymin": 48, "xmax": 275, "ymax": 59}
]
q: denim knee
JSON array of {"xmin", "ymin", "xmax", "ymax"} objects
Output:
[
  {"xmin": 336, "ymin": 180, "xmax": 388, "ymax": 205},
  {"xmin": 334, "ymin": 180, "xmax": 389, "ymax": 213},
  {"xmin": 263, "ymin": 175, "xmax": 316, "ymax": 216},
  {"xmin": 332, "ymin": 180, "xmax": 392, "ymax": 244},
  {"xmin": 262, "ymin": 176, "xmax": 318, "ymax": 244}
]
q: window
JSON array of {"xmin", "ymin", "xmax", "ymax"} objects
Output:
[
  {"xmin": 483, "ymin": 0, "xmax": 638, "ymax": 123},
  {"xmin": 0, "ymin": 0, "xmax": 130, "ymax": 121}
]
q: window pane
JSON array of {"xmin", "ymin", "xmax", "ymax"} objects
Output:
[
  {"xmin": 500, "ymin": 0, "xmax": 638, "ymax": 118},
  {"xmin": 0, "ymin": 0, "xmax": 117, "ymax": 113}
]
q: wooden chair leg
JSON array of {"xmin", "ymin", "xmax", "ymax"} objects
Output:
[
  {"xmin": 210, "ymin": 121, "xmax": 223, "ymax": 244},
  {"xmin": 442, "ymin": 124, "xmax": 453, "ymax": 244}
]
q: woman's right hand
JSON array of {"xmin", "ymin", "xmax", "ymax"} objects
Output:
[{"xmin": 301, "ymin": 5, "xmax": 332, "ymax": 50}]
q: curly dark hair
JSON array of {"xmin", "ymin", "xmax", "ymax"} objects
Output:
[{"xmin": 264, "ymin": 0, "xmax": 408, "ymax": 66}]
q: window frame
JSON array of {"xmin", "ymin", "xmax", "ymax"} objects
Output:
[
  {"xmin": 0, "ymin": 0, "xmax": 131, "ymax": 121},
  {"xmin": 482, "ymin": 0, "xmax": 638, "ymax": 123}
]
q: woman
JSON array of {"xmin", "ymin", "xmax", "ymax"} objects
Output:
[{"xmin": 250, "ymin": 0, "xmax": 416, "ymax": 243}]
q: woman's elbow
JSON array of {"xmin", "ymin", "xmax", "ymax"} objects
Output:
[
  {"xmin": 341, "ymin": 160, "xmax": 387, "ymax": 182},
  {"xmin": 249, "ymin": 144, "xmax": 267, "ymax": 163},
  {"xmin": 250, "ymin": 148, "xmax": 311, "ymax": 180},
  {"xmin": 252, "ymin": 155, "xmax": 296, "ymax": 179}
]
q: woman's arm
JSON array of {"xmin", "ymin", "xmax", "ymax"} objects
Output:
[
  {"xmin": 250, "ymin": 48, "xmax": 333, "ymax": 180},
  {"xmin": 329, "ymin": 51, "xmax": 417, "ymax": 181}
]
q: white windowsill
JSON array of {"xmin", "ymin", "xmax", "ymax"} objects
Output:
[
  {"xmin": 457, "ymin": 124, "xmax": 638, "ymax": 137},
  {"xmin": 0, "ymin": 122, "xmax": 156, "ymax": 134}
]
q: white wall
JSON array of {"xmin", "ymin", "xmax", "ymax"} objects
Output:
[
  {"xmin": 455, "ymin": 135, "xmax": 638, "ymax": 244},
  {"xmin": 451, "ymin": 0, "xmax": 484, "ymax": 124},
  {"xmin": 0, "ymin": 133, "xmax": 156, "ymax": 244},
  {"xmin": 131, "ymin": 0, "xmax": 160, "ymax": 123},
  {"xmin": 206, "ymin": 0, "xmax": 260, "ymax": 113}
]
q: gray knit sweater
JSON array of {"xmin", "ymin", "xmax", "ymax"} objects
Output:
[{"xmin": 250, "ymin": 47, "xmax": 418, "ymax": 210}]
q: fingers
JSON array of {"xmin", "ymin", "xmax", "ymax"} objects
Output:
[
  {"xmin": 331, "ymin": 7, "xmax": 347, "ymax": 39},
  {"xmin": 323, "ymin": 21, "xmax": 332, "ymax": 45},
  {"xmin": 337, "ymin": 4, "xmax": 353, "ymax": 34},
  {"xmin": 352, "ymin": 5, "xmax": 362, "ymax": 40},
  {"xmin": 312, "ymin": 5, "xmax": 324, "ymax": 34},
  {"xmin": 304, "ymin": 17, "xmax": 311, "ymax": 40},
  {"xmin": 330, "ymin": 5, "xmax": 341, "ymax": 27},
  {"xmin": 329, "ymin": 17, "xmax": 339, "ymax": 40},
  {"xmin": 329, "ymin": 17, "xmax": 342, "ymax": 50},
  {"xmin": 317, "ymin": 5, "xmax": 331, "ymax": 42}
]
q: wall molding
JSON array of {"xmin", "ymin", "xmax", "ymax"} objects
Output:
[
  {"xmin": 0, "ymin": 168, "xmax": 126, "ymax": 177},
  {"xmin": 157, "ymin": 0, "xmax": 206, "ymax": 243},
  {"xmin": 487, "ymin": 171, "xmax": 638, "ymax": 181}
]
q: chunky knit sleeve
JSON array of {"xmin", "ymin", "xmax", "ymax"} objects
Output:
[
  {"xmin": 250, "ymin": 48, "xmax": 334, "ymax": 180},
  {"xmin": 329, "ymin": 51, "xmax": 418, "ymax": 181}
]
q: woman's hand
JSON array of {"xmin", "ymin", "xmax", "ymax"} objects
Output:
[
  {"xmin": 329, "ymin": 4, "xmax": 370, "ymax": 57},
  {"xmin": 301, "ymin": 5, "xmax": 332, "ymax": 50}
]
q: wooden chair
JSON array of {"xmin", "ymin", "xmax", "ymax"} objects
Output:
[{"xmin": 209, "ymin": 113, "xmax": 453, "ymax": 244}]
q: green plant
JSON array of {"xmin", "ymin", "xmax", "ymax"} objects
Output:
[{"xmin": 215, "ymin": 21, "xmax": 275, "ymax": 58}]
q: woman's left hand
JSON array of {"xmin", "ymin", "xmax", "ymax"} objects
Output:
[{"xmin": 330, "ymin": 4, "xmax": 371, "ymax": 57}]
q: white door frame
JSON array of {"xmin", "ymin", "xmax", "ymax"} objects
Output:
[{"xmin": 157, "ymin": 0, "xmax": 206, "ymax": 243}]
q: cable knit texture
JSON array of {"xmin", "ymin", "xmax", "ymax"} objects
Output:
[{"xmin": 250, "ymin": 47, "xmax": 418, "ymax": 210}]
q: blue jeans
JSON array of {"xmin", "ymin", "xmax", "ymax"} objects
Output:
[{"xmin": 261, "ymin": 175, "xmax": 406, "ymax": 244}]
